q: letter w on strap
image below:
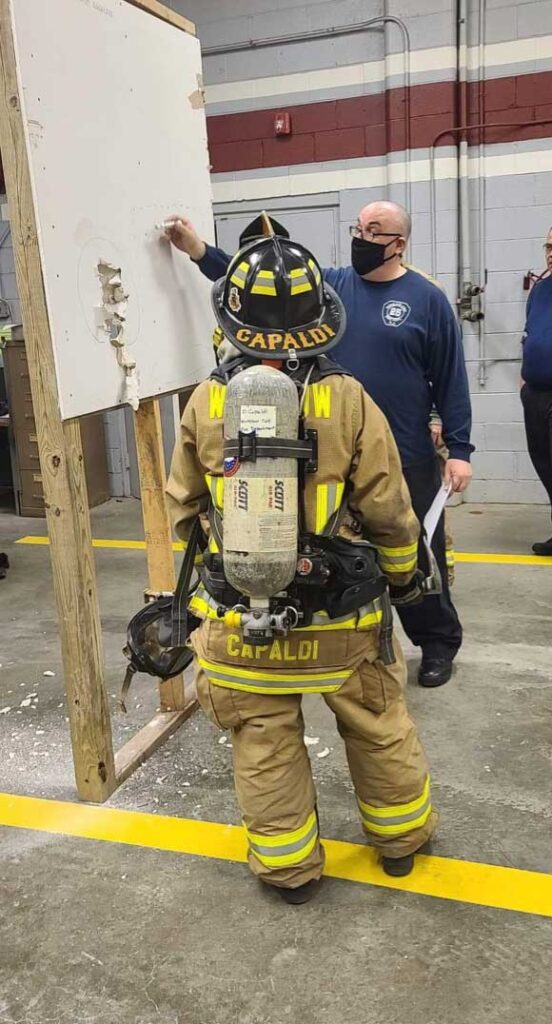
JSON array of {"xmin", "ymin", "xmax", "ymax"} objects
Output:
[{"xmin": 246, "ymin": 811, "xmax": 319, "ymax": 868}]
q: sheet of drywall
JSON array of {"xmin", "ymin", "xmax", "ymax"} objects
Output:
[{"xmin": 11, "ymin": 0, "xmax": 215, "ymax": 418}]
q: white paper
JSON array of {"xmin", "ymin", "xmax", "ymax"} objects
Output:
[
  {"xmin": 423, "ymin": 483, "xmax": 452, "ymax": 547},
  {"xmin": 240, "ymin": 405, "xmax": 277, "ymax": 437}
]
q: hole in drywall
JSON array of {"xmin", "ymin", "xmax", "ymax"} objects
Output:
[{"xmin": 96, "ymin": 260, "xmax": 128, "ymax": 344}]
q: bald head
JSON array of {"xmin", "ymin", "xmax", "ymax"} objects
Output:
[{"xmin": 358, "ymin": 201, "xmax": 411, "ymax": 242}]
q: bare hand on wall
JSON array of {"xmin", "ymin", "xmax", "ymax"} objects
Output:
[
  {"xmin": 165, "ymin": 216, "xmax": 206, "ymax": 261},
  {"xmin": 445, "ymin": 458, "xmax": 472, "ymax": 493}
]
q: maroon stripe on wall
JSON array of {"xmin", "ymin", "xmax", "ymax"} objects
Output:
[{"xmin": 207, "ymin": 71, "xmax": 552, "ymax": 174}]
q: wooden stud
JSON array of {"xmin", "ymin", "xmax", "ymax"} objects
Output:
[
  {"xmin": 134, "ymin": 399, "xmax": 189, "ymax": 712},
  {"xmin": 125, "ymin": 0, "xmax": 196, "ymax": 35},
  {"xmin": 0, "ymin": 0, "xmax": 116, "ymax": 802},
  {"xmin": 115, "ymin": 704, "xmax": 196, "ymax": 785}
]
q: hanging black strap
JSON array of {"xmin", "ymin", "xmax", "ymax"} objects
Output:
[
  {"xmin": 171, "ymin": 517, "xmax": 202, "ymax": 648},
  {"xmin": 377, "ymin": 591, "xmax": 396, "ymax": 666},
  {"xmin": 119, "ymin": 663, "xmax": 137, "ymax": 714},
  {"xmin": 208, "ymin": 503, "xmax": 224, "ymax": 552}
]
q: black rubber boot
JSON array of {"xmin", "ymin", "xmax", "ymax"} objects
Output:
[
  {"xmin": 382, "ymin": 853, "xmax": 415, "ymax": 877},
  {"xmin": 532, "ymin": 538, "xmax": 552, "ymax": 556},
  {"xmin": 418, "ymin": 657, "xmax": 453, "ymax": 688},
  {"xmin": 274, "ymin": 879, "xmax": 321, "ymax": 905},
  {"xmin": 0, "ymin": 553, "xmax": 9, "ymax": 580}
]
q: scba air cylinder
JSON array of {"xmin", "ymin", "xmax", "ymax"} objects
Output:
[{"xmin": 223, "ymin": 364, "xmax": 299, "ymax": 599}]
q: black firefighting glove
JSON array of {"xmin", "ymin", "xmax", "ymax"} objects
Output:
[{"xmin": 388, "ymin": 570, "xmax": 425, "ymax": 607}]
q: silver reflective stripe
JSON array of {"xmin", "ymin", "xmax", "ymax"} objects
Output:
[
  {"xmin": 380, "ymin": 552, "xmax": 417, "ymax": 567},
  {"xmin": 359, "ymin": 790, "xmax": 432, "ymax": 828},
  {"xmin": 204, "ymin": 665, "xmax": 349, "ymax": 689},
  {"xmin": 249, "ymin": 818, "xmax": 318, "ymax": 859},
  {"xmin": 230, "ymin": 264, "xmax": 248, "ymax": 287}
]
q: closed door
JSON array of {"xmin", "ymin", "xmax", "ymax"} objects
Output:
[{"xmin": 215, "ymin": 206, "xmax": 339, "ymax": 269}]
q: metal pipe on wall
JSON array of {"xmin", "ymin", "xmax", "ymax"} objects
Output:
[
  {"xmin": 477, "ymin": 0, "xmax": 487, "ymax": 386},
  {"xmin": 203, "ymin": 16, "xmax": 413, "ymax": 223},
  {"xmin": 457, "ymin": 0, "xmax": 472, "ymax": 292},
  {"xmin": 430, "ymin": 116, "xmax": 552, "ymax": 337}
]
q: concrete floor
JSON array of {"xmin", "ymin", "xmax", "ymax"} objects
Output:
[{"xmin": 1, "ymin": 499, "xmax": 552, "ymax": 1024}]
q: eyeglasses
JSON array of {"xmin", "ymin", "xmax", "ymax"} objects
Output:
[
  {"xmin": 349, "ymin": 224, "xmax": 401, "ymax": 241},
  {"xmin": 544, "ymin": 243, "xmax": 552, "ymax": 253}
]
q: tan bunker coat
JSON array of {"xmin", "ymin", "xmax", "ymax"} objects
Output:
[{"xmin": 167, "ymin": 367, "xmax": 437, "ymax": 887}]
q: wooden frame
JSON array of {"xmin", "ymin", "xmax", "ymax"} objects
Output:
[{"xmin": 0, "ymin": 0, "xmax": 198, "ymax": 802}]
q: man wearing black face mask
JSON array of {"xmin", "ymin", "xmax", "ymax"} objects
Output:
[{"xmin": 166, "ymin": 202, "xmax": 473, "ymax": 688}]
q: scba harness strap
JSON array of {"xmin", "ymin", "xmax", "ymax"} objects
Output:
[{"xmin": 224, "ymin": 430, "xmax": 318, "ymax": 472}]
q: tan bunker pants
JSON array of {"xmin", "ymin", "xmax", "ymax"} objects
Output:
[{"xmin": 195, "ymin": 637, "xmax": 437, "ymax": 889}]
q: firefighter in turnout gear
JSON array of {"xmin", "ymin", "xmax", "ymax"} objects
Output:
[{"xmin": 166, "ymin": 222, "xmax": 437, "ymax": 904}]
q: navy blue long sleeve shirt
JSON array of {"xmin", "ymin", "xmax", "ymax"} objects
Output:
[
  {"xmin": 521, "ymin": 276, "xmax": 552, "ymax": 389},
  {"xmin": 195, "ymin": 244, "xmax": 473, "ymax": 467}
]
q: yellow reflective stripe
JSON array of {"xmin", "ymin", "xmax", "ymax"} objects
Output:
[
  {"xmin": 289, "ymin": 269, "xmax": 312, "ymax": 294},
  {"xmin": 334, "ymin": 480, "xmax": 345, "ymax": 510},
  {"xmin": 315, "ymin": 480, "xmax": 344, "ymax": 533},
  {"xmin": 358, "ymin": 776, "xmax": 431, "ymax": 820},
  {"xmin": 229, "ymin": 260, "xmax": 250, "ymax": 288},
  {"xmin": 315, "ymin": 484, "xmax": 329, "ymax": 534},
  {"xmin": 198, "ymin": 657, "xmax": 349, "ymax": 685},
  {"xmin": 189, "ymin": 584, "xmax": 221, "ymax": 621},
  {"xmin": 379, "ymin": 557, "xmax": 417, "ymax": 574},
  {"xmin": 361, "ymin": 804, "xmax": 433, "ymax": 837},
  {"xmin": 209, "ymin": 535, "xmax": 220, "ymax": 554},
  {"xmin": 207, "ymin": 679, "xmax": 342, "ymax": 695},
  {"xmin": 247, "ymin": 811, "xmax": 317, "ymax": 850},
  {"xmin": 205, "ymin": 474, "xmax": 224, "ymax": 510},
  {"xmin": 377, "ymin": 542, "xmax": 418, "ymax": 557},
  {"xmin": 256, "ymin": 270, "xmax": 275, "ymax": 279},
  {"xmin": 358, "ymin": 777, "xmax": 432, "ymax": 835},
  {"xmin": 357, "ymin": 606, "xmax": 383, "ymax": 628},
  {"xmin": 249, "ymin": 832, "xmax": 318, "ymax": 868},
  {"xmin": 251, "ymin": 284, "xmax": 277, "ymax": 295},
  {"xmin": 446, "ymin": 549, "xmax": 455, "ymax": 566},
  {"xmin": 307, "ymin": 258, "xmax": 321, "ymax": 283}
]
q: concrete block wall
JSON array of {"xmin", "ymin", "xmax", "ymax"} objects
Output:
[{"xmin": 170, "ymin": 0, "xmax": 552, "ymax": 506}]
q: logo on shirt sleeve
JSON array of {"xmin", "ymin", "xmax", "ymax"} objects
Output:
[{"xmin": 382, "ymin": 300, "xmax": 411, "ymax": 328}]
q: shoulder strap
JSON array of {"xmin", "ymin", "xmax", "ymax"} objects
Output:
[
  {"xmin": 310, "ymin": 355, "xmax": 353, "ymax": 380},
  {"xmin": 171, "ymin": 517, "xmax": 203, "ymax": 647},
  {"xmin": 209, "ymin": 354, "xmax": 253, "ymax": 384}
]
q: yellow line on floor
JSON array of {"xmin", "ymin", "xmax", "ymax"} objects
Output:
[
  {"xmin": 1, "ymin": 792, "xmax": 551, "ymax": 918},
  {"xmin": 454, "ymin": 551, "xmax": 552, "ymax": 565},
  {"xmin": 15, "ymin": 535, "xmax": 552, "ymax": 565},
  {"xmin": 16, "ymin": 535, "xmax": 185, "ymax": 552}
]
